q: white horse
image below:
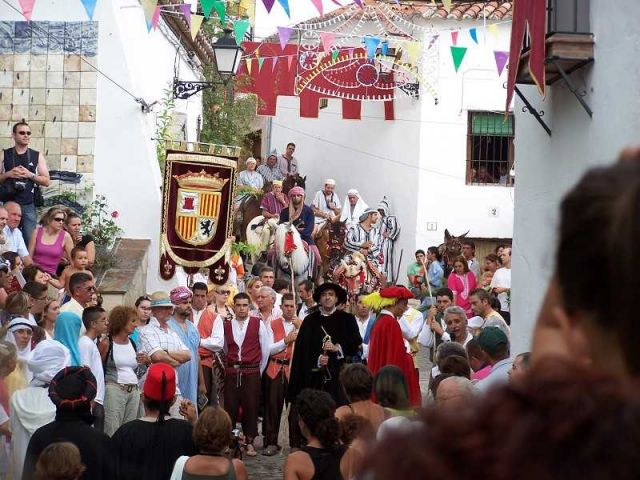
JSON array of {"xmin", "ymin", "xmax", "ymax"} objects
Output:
[
  {"xmin": 245, "ymin": 215, "xmax": 278, "ymax": 265},
  {"xmin": 273, "ymin": 222, "xmax": 311, "ymax": 282}
]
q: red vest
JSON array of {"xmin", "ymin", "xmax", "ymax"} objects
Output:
[
  {"xmin": 224, "ymin": 317, "xmax": 261, "ymax": 375},
  {"xmin": 266, "ymin": 319, "xmax": 294, "ymax": 380}
]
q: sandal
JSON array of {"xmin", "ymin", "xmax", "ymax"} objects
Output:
[
  {"xmin": 262, "ymin": 445, "xmax": 278, "ymax": 456},
  {"xmin": 245, "ymin": 444, "xmax": 257, "ymax": 457}
]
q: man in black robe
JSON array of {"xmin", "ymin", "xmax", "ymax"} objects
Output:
[{"xmin": 287, "ymin": 282, "xmax": 362, "ymax": 407}]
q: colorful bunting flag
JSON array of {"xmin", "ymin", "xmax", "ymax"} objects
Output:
[
  {"xmin": 469, "ymin": 27, "xmax": 478, "ymax": 44},
  {"xmin": 353, "ymin": 0, "xmax": 363, "ymax": 7},
  {"xmin": 381, "ymin": 40, "xmax": 389, "ymax": 56},
  {"xmin": 81, "ymin": 0, "xmax": 98, "ymax": 20},
  {"xmin": 277, "ymin": 0, "xmax": 290, "ymax": 17},
  {"xmin": 233, "ymin": 19, "xmax": 250, "ymax": 45},
  {"xmin": 191, "ymin": 14, "xmax": 204, "ymax": 40},
  {"xmin": 18, "ymin": 0, "xmax": 35, "ymax": 21},
  {"xmin": 141, "ymin": 0, "xmax": 158, "ymax": 31},
  {"xmin": 487, "ymin": 23, "xmax": 499, "ymax": 40},
  {"xmin": 258, "ymin": 57, "xmax": 265, "ymax": 71},
  {"xmin": 272, "ymin": 57, "xmax": 279, "ymax": 73},
  {"xmin": 311, "ymin": 0, "xmax": 323, "ymax": 16},
  {"xmin": 451, "ymin": 30, "xmax": 459, "ymax": 46},
  {"xmin": 287, "ymin": 55, "xmax": 295, "ymax": 70},
  {"xmin": 180, "ymin": 4, "xmax": 192, "ymax": 28},
  {"xmin": 494, "ymin": 50, "xmax": 509, "ymax": 76},
  {"xmin": 364, "ymin": 36, "xmax": 380, "ymax": 59},
  {"xmin": 332, "ymin": 50, "xmax": 339, "ymax": 62},
  {"xmin": 405, "ymin": 41, "xmax": 421, "ymax": 64},
  {"xmin": 200, "ymin": 0, "xmax": 216, "ymax": 18},
  {"xmin": 245, "ymin": 58, "xmax": 252, "ymax": 75},
  {"xmin": 151, "ymin": 5, "xmax": 161, "ymax": 30},
  {"xmin": 261, "ymin": 0, "xmax": 276, "ymax": 13},
  {"xmin": 277, "ymin": 26, "xmax": 294, "ymax": 50},
  {"xmin": 213, "ymin": 1, "xmax": 226, "ymax": 23},
  {"xmin": 443, "ymin": 0, "xmax": 452, "ymax": 13},
  {"xmin": 450, "ymin": 46, "xmax": 467, "ymax": 72},
  {"xmin": 319, "ymin": 32, "xmax": 336, "ymax": 54}
]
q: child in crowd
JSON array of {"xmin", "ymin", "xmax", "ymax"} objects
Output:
[
  {"xmin": 2, "ymin": 251, "xmax": 25, "ymax": 295},
  {"xmin": 59, "ymin": 247, "xmax": 93, "ymax": 302}
]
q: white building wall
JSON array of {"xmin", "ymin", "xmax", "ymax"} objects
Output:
[
  {"xmin": 510, "ymin": 0, "xmax": 640, "ymax": 355},
  {"xmin": 2, "ymin": 0, "xmax": 204, "ymax": 292}
]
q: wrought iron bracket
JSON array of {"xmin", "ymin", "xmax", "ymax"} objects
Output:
[
  {"xmin": 548, "ymin": 56, "xmax": 593, "ymax": 118},
  {"xmin": 514, "ymin": 86, "xmax": 551, "ymax": 137},
  {"xmin": 173, "ymin": 79, "xmax": 220, "ymax": 99}
]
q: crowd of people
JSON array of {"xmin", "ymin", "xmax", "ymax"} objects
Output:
[{"xmin": 1, "ymin": 121, "xmax": 639, "ymax": 479}]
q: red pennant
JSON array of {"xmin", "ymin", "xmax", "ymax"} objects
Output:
[
  {"xmin": 451, "ymin": 30, "xmax": 459, "ymax": 46},
  {"xmin": 311, "ymin": 0, "xmax": 323, "ymax": 15},
  {"xmin": 287, "ymin": 55, "xmax": 295, "ymax": 70}
]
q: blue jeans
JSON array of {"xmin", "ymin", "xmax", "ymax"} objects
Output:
[{"xmin": 19, "ymin": 202, "xmax": 36, "ymax": 248}]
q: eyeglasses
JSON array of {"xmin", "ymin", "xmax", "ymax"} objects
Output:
[
  {"xmin": 52, "ymin": 217, "xmax": 65, "ymax": 222},
  {"xmin": 17, "ymin": 131, "xmax": 31, "ymax": 136},
  {"xmin": 217, "ymin": 290, "xmax": 231, "ymax": 295}
]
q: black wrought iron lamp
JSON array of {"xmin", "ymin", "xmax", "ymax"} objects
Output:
[{"xmin": 173, "ymin": 29, "xmax": 244, "ymax": 99}]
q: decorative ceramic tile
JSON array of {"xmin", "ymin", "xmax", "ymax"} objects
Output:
[
  {"xmin": 78, "ymin": 122, "xmax": 95, "ymax": 138},
  {"xmin": 30, "ymin": 88, "xmax": 45, "ymax": 104},
  {"xmin": 29, "ymin": 71, "xmax": 46, "ymax": 88},
  {"xmin": 48, "ymin": 22, "xmax": 64, "ymax": 53},
  {"xmin": 77, "ymin": 138, "xmax": 94, "ymax": 155},
  {"xmin": 13, "ymin": 54, "xmax": 30, "ymax": 71},
  {"xmin": 45, "ymin": 105, "xmax": 62, "ymax": 122},
  {"xmin": 29, "ymin": 55, "xmax": 46, "ymax": 71},
  {"xmin": 63, "ymin": 89, "xmax": 79, "ymax": 106},
  {"xmin": 46, "ymin": 71, "xmax": 63, "ymax": 88},
  {"xmin": 44, "ymin": 121, "xmax": 61, "ymax": 138},
  {"xmin": 0, "ymin": 71, "xmax": 12, "ymax": 88},
  {"xmin": 46, "ymin": 54, "xmax": 63, "ymax": 72},
  {"xmin": 31, "ymin": 22, "xmax": 49, "ymax": 55},
  {"xmin": 12, "ymin": 88, "xmax": 29, "ymax": 105},
  {"xmin": 62, "ymin": 105, "xmax": 79, "ymax": 121},
  {"xmin": 63, "ymin": 72, "xmax": 80, "ymax": 88},
  {"xmin": 79, "ymin": 88, "xmax": 95, "ymax": 106},
  {"xmin": 29, "ymin": 104, "xmax": 46, "ymax": 121},
  {"xmin": 63, "ymin": 54, "xmax": 81, "ymax": 72},
  {"xmin": 77, "ymin": 154, "xmax": 93, "ymax": 173},
  {"xmin": 61, "ymin": 154, "xmax": 77, "ymax": 170},
  {"xmin": 46, "ymin": 89, "xmax": 63, "ymax": 105},
  {"xmin": 44, "ymin": 136, "xmax": 61, "ymax": 155},
  {"xmin": 28, "ymin": 120, "xmax": 44, "ymax": 137},
  {"xmin": 61, "ymin": 121, "xmax": 78, "ymax": 138},
  {"xmin": 61, "ymin": 138, "xmax": 77, "ymax": 155},
  {"xmin": 79, "ymin": 105, "xmax": 95, "ymax": 121},
  {"xmin": 11, "ymin": 104, "xmax": 28, "ymax": 121},
  {"xmin": 80, "ymin": 71, "xmax": 96, "ymax": 89},
  {"xmin": 14, "ymin": 71, "xmax": 28, "ymax": 88},
  {"xmin": 0, "ymin": 22, "xmax": 14, "ymax": 54}
]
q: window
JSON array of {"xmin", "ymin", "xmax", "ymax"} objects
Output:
[
  {"xmin": 319, "ymin": 98, "xmax": 329, "ymax": 110},
  {"xmin": 466, "ymin": 111, "xmax": 514, "ymax": 186}
]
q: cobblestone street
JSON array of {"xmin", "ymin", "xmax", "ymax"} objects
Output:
[{"xmin": 244, "ymin": 448, "xmax": 287, "ymax": 479}]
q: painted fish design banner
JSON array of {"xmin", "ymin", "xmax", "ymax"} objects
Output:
[{"xmin": 160, "ymin": 150, "xmax": 237, "ymax": 282}]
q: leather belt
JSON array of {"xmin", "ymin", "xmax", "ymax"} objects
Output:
[
  {"xmin": 270, "ymin": 358, "xmax": 290, "ymax": 365},
  {"xmin": 108, "ymin": 382, "xmax": 138, "ymax": 393}
]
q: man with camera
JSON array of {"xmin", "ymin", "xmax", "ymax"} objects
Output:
[{"xmin": 1, "ymin": 121, "xmax": 51, "ymax": 247}]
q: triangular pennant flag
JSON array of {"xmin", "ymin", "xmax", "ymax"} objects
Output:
[
  {"xmin": 233, "ymin": 20, "xmax": 250, "ymax": 45},
  {"xmin": 451, "ymin": 30, "xmax": 459, "ymax": 46},
  {"xmin": 353, "ymin": 0, "xmax": 363, "ymax": 7},
  {"xmin": 277, "ymin": 26, "xmax": 294, "ymax": 50},
  {"xmin": 287, "ymin": 55, "xmax": 295, "ymax": 70},
  {"xmin": 427, "ymin": 34, "xmax": 440, "ymax": 50},
  {"xmin": 277, "ymin": 0, "xmax": 290, "ymax": 17},
  {"xmin": 364, "ymin": 36, "xmax": 380, "ymax": 59},
  {"xmin": 200, "ymin": 0, "xmax": 216, "ymax": 18},
  {"xmin": 487, "ymin": 23, "xmax": 499, "ymax": 40},
  {"xmin": 443, "ymin": 0, "xmax": 452, "ymax": 13},
  {"xmin": 450, "ymin": 46, "xmax": 467, "ymax": 72},
  {"xmin": 494, "ymin": 50, "xmax": 509, "ymax": 76},
  {"xmin": 18, "ymin": 0, "xmax": 35, "ymax": 21},
  {"xmin": 245, "ymin": 58, "xmax": 252, "ymax": 75},
  {"xmin": 190, "ymin": 14, "xmax": 204, "ymax": 40},
  {"xmin": 311, "ymin": 0, "xmax": 323, "ymax": 16},
  {"xmin": 262, "ymin": 0, "xmax": 276, "ymax": 13},
  {"xmin": 141, "ymin": 0, "xmax": 158, "ymax": 31},
  {"xmin": 151, "ymin": 5, "xmax": 161, "ymax": 30},
  {"xmin": 258, "ymin": 57, "xmax": 265, "ymax": 71},
  {"xmin": 180, "ymin": 4, "xmax": 192, "ymax": 28},
  {"xmin": 319, "ymin": 32, "xmax": 336, "ymax": 54},
  {"xmin": 405, "ymin": 41, "xmax": 421, "ymax": 64},
  {"xmin": 381, "ymin": 40, "xmax": 389, "ymax": 56},
  {"xmin": 469, "ymin": 27, "xmax": 478, "ymax": 44},
  {"xmin": 213, "ymin": 1, "xmax": 226, "ymax": 23},
  {"xmin": 332, "ymin": 50, "xmax": 339, "ymax": 62},
  {"xmin": 80, "ymin": 0, "xmax": 98, "ymax": 20},
  {"xmin": 272, "ymin": 57, "xmax": 279, "ymax": 73},
  {"xmin": 347, "ymin": 48, "xmax": 355, "ymax": 58}
]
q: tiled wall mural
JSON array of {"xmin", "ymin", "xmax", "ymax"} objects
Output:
[{"xmin": 0, "ymin": 21, "xmax": 98, "ymax": 195}]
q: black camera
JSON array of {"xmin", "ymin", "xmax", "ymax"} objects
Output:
[{"xmin": 13, "ymin": 180, "xmax": 26, "ymax": 192}]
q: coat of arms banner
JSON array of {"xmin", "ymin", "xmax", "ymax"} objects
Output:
[{"xmin": 159, "ymin": 150, "xmax": 238, "ymax": 283}]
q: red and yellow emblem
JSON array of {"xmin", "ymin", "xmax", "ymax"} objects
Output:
[{"xmin": 173, "ymin": 170, "xmax": 230, "ymax": 246}]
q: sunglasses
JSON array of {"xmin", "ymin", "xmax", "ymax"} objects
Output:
[
  {"xmin": 217, "ymin": 290, "xmax": 231, "ymax": 295},
  {"xmin": 53, "ymin": 217, "xmax": 65, "ymax": 222},
  {"xmin": 17, "ymin": 131, "xmax": 31, "ymax": 136}
]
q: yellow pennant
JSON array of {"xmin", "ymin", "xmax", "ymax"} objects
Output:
[
  {"xmin": 487, "ymin": 23, "xmax": 499, "ymax": 40},
  {"xmin": 246, "ymin": 58, "xmax": 252, "ymax": 75},
  {"xmin": 443, "ymin": 0, "xmax": 452, "ymax": 13},
  {"xmin": 191, "ymin": 14, "xmax": 204, "ymax": 40},
  {"xmin": 405, "ymin": 41, "xmax": 422, "ymax": 64}
]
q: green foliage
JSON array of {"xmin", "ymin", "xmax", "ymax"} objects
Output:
[
  {"xmin": 232, "ymin": 241, "xmax": 258, "ymax": 256},
  {"xmin": 81, "ymin": 194, "xmax": 123, "ymax": 250},
  {"xmin": 235, "ymin": 185, "xmax": 263, "ymax": 198},
  {"xmin": 155, "ymin": 84, "xmax": 177, "ymax": 172}
]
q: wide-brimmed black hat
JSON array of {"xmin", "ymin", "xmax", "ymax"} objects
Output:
[{"xmin": 313, "ymin": 282, "xmax": 348, "ymax": 305}]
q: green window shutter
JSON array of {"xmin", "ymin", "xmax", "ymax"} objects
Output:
[{"xmin": 471, "ymin": 112, "xmax": 514, "ymax": 136}]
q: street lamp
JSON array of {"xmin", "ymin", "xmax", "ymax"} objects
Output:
[{"xmin": 173, "ymin": 29, "xmax": 244, "ymax": 99}]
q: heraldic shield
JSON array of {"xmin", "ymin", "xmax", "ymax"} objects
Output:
[{"xmin": 160, "ymin": 147, "xmax": 239, "ymax": 280}]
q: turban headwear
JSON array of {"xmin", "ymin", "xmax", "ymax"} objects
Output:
[{"xmin": 170, "ymin": 286, "xmax": 193, "ymax": 305}]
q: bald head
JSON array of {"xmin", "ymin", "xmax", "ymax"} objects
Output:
[
  {"xmin": 435, "ymin": 376, "xmax": 476, "ymax": 410},
  {"xmin": 4, "ymin": 202, "xmax": 21, "ymax": 229}
]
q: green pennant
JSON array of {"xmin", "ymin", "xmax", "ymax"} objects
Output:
[
  {"xmin": 332, "ymin": 50, "xmax": 339, "ymax": 62},
  {"xmin": 450, "ymin": 46, "xmax": 468, "ymax": 73},
  {"xmin": 213, "ymin": 0, "xmax": 226, "ymax": 23},
  {"xmin": 233, "ymin": 19, "xmax": 250, "ymax": 45},
  {"xmin": 258, "ymin": 57, "xmax": 265, "ymax": 70},
  {"xmin": 200, "ymin": 0, "xmax": 216, "ymax": 18}
]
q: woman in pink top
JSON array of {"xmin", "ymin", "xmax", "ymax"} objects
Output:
[
  {"xmin": 447, "ymin": 256, "xmax": 477, "ymax": 317},
  {"xmin": 28, "ymin": 207, "xmax": 73, "ymax": 275}
]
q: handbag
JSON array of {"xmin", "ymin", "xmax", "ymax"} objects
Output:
[{"xmin": 33, "ymin": 184, "xmax": 44, "ymax": 207}]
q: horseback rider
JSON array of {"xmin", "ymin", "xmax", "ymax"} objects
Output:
[
  {"xmin": 279, "ymin": 186, "xmax": 320, "ymax": 272},
  {"xmin": 311, "ymin": 178, "xmax": 342, "ymax": 237},
  {"xmin": 278, "ymin": 142, "xmax": 299, "ymax": 178}
]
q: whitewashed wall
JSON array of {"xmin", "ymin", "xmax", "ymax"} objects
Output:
[
  {"xmin": 2, "ymin": 0, "xmax": 204, "ymax": 292},
  {"xmin": 510, "ymin": 0, "xmax": 640, "ymax": 355}
]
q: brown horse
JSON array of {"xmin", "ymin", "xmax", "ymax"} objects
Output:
[
  {"xmin": 234, "ymin": 194, "xmax": 262, "ymax": 242},
  {"xmin": 283, "ymin": 174, "xmax": 306, "ymax": 195},
  {"xmin": 315, "ymin": 219, "xmax": 347, "ymax": 281},
  {"xmin": 438, "ymin": 228, "xmax": 469, "ymax": 277}
]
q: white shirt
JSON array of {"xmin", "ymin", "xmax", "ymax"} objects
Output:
[
  {"xmin": 224, "ymin": 316, "xmax": 271, "ymax": 374},
  {"xmin": 59, "ymin": 298, "xmax": 86, "ymax": 337},
  {"xmin": 312, "ymin": 190, "xmax": 342, "ymax": 224},
  {"xmin": 268, "ymin": 318, "xmax": 296, "ymax": 356},
  {"xmin": 355, "ymin": 315, "xmax": 371, "ymax": 359},
  {"xmin": 200, "ymin": 314, "xmax": 224, "ymax": 353},
  {"xmin": 467, "ymin": 257, "xmax": 481, "ymax": 279},
  {"xmin": 192, "ymin": 307, "xmax": 206, "ymax": 329},
  {"xmin": 490, "ymin": 267, "xmax": 511, "ymax": 312},
  {"xmin": 298, "ymin": 302, "xmax": 315, "ymax": 320},
  {"xmin": 3, "ymin": 225, "xmax": 28, "ymax": 258},
  {"xmin": 78, "ymin": 335, "xmax": 105, "ymax": 404}
]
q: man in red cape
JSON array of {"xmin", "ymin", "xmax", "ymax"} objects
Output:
[{"xmin": 365, "ymin": 286, "xmax": 421, "ymax": 406}]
